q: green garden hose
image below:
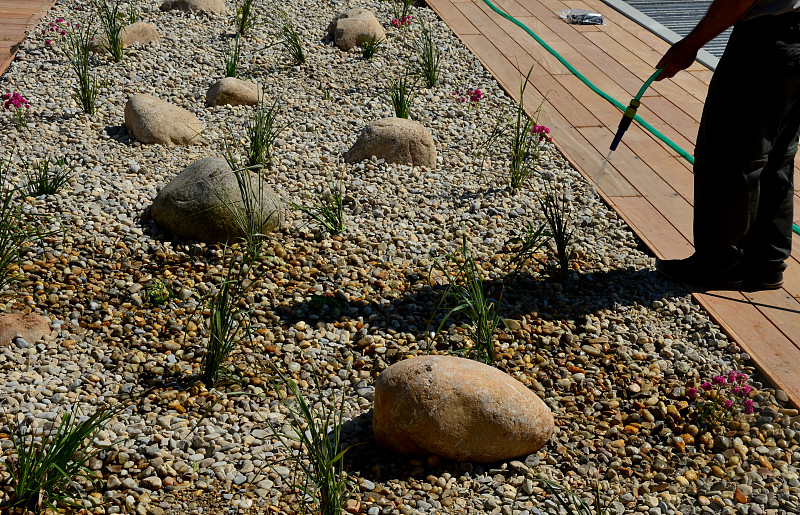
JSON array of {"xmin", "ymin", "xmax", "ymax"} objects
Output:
[{"xmin": 479, "ymin": 0, "xmax": 800, "ymax": 237}]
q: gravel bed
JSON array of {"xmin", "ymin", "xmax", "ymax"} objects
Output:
[{"xmin": 1, "ymin": 0, "xmax": 799, "ymax": 513}]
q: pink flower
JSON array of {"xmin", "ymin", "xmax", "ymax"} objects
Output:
[
  {"xmin": 712, "ymin": 375, "xmax": 725, "ymax": 385},
  {"xmin": 737, "ymin": 373, "xmax": 748, "ymax": 384},
  {"xmin": 468, "ymin": 88, "xmax": 482, "ymax": 103},
  {"xmin": 732, "ymin": 385, "xmax": 741, "ymax": 395},
  {"xmin": 687, "ymin": 387, "xmax": 697, "ymax": 399},
  {"xmin": 741, "ymin": 385, "xmax": 752, "ymax": 396},
  {"xmin": 56, "ymin": 17, "xmax": 63, "ymax": 23},
  {"xmin": 743, "ymin": 399, "xmax": 754, "ymax": 415},
  {"xmin": 724, "ymin": 400, "xmax": 733, "ymax": 408},
  {"xmin": 45, "ymin": 39, "xmax": 52, "ymax": 45},
  {"xmin": 701, "ymin": 381, "xmax": 712, "ymax": 392}
]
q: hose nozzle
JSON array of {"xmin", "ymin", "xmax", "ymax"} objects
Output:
[{"xmin": 609, "ymin": 98, "xmax": 640, "ymax": 151}]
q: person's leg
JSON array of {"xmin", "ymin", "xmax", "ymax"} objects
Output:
[
  {"xmin": 657, "ymin": 16, "xmax": 800, "ymax": 289},
  {"xmin": 741, "ymin": 79, "xmax": 800, "ymax": 285}
]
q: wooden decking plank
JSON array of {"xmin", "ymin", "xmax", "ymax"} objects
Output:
[
  {"xmin": 615, "ymin": 122, "xmax": 695, "ymax": 202},
  {"xmin": 783, "ymin": 256, "xmax": 800, "ymax": 300},
  {"xmin": 695, "ymin": 290, "xmax": 800, "ymax": 406},
  {"xmin": 635, "ymin": 95, "xmax": 701, "ymax": 144},
  {"xmin": 570, "ymin": 125, "xmax": 640, "ymax": 197},
  {"xmin": 530, "ymin": 70, "xmax": 601, "ymax": 131},
  {"xmin": 610, "ymin": 195, "xmax": 694, "ymax": 259},
  {"xmin": 743, "ymin": 288, "xmax": 800, "ymax": 350},
  {"xmin": 500, "ymin": 0, "xmax": 647, "ymax": 95},
  {"xmin": 427, "ymin": 0, "xmax": 481, "ymax": 35}
]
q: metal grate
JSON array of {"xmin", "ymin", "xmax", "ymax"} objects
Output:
[{"xmin": 621, "ymin": 0, "xmax": 731, "ymax": 58}]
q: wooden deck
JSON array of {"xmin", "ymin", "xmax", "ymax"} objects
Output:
[
  {"xmin": 0, "ymin": 0, "xmax": 55, "ymax": 78},
  {"xmin": 426, "ymin": 0, "xmax": 800, "ymax": 407}
]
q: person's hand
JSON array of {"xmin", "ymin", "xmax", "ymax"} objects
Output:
[{"xmin": 655, "ymin": 39, "xmax": 700, "ymax": 80}]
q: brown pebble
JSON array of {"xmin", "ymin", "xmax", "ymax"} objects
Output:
[
  {"xmin": 734, "ymin": 489, "xmax": 748, "ymax": 504},
  {"xmin": 345, "ymin": 499, "xmax": 360, "ymax": 514}
]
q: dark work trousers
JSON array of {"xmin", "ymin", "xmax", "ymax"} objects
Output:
[{"xmin": 693, "ymin": 12, "xmax": 800, "ymax": 273}]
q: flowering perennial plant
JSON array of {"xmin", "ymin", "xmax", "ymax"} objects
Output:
[
  {"xmin": 687, "ymin": 369, "xmax": 754, "ymax": 429},
  {"xmin": 391, "ymin": 15, "xmax": 414, "ymax": 28},
  {"xmin": 452, "ymin": 88, "xmax": 482, "ymax": 107},
  {"xmin": 2, "ymin": 93, "xmax": 30, "ymax": 129},
  {"xmin": 532, "ymin": 124, "xmax": 553, "ymax": 143}
]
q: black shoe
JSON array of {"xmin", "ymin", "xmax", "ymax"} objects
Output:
[
  {"xmin": 655, "ymin": 254, "xmax": 744, "ymax": 290},
  {"xmin": 743, "ymin": 268, "xmax": 784, "ymax": 290}
]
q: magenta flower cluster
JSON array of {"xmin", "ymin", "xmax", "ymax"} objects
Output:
[
  {"xmin": 43, "ymin": 18, "xmax": 81, "ymax": 46},
  {"xmin": 452, "ymin": 88, "xmax": 483, "ymax": 105},
  {"xmin": 2, "ymin": 92, "xmax": 29, "ymax": 111},
  {"xmin": 391, "ymin": 15, "xmax": 414, "ymax": 28},
  {"xmin": 3, "ymin": 92, "xmax": 30, "ymax": 129},
  {"xmin": 687, "ymin": 369, "xmax": 754, "ymax": 429},
  {"xmin": 531, "ymin": 125, "xmax": 553, "ymax": 143}
]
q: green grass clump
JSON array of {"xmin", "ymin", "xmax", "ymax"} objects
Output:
[
  {"xmin": 93, "ymin": 0, "xmax": 124, "ymax": 62},
  {"xmin": 223, "ymin": 34, "xmax": 242, "ymax": 78},
  {"xmin": 429, "ymin": 233, "xmax": 503, "ymax": 364},
  {"xmin": 291, "ymin": 177, "xmax": 345, "ymax": 236},
  {"xmin": 64, "ymin": 21, "xmax": 101, "ymax": 115},
  {"xmin": 535, "ymin": 476, "xmax": 615, "ymax": 515},
  {"xmin": 23, "ymin": 156, "xmax": 72, "ymax": 196},
  {"xmin": 0, "ymin": 157, "xmax": 44, "ymax": 294},
  {"xmin": 279, "ymin": 19, "xmax": 305, "ymax": 66},
  {"xmin": 388, "ymin": 74, "xmax": 415, "ymax": 119},
  {"xmin": 360, "ymin": 34, "xmax": 384, "ymax": 59},
  {"xmin": 1, "ymin": 405, "xmax": 119, "ymax": 512},
  {"xmin": 541, "ymin": 175, "xmax": 575, "ymax": 290},
  {"xmin": 143, "ymin": 277, "xmax": 177, "ymax": 306},
  {"xmin": 235, "ymin": 0, "xmax": 257, "ymax": 35},
  {"xmin": 411, "ymin": 18, "xmax": 441, "ymax": 88},
  {"xmin": 269, "ymin": 369, "xmax": 352, "ymax": 515}
]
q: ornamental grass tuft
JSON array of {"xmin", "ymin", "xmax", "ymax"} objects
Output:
[
  {"xmin": 428, "ymin": 232, "xmax": 503, "ymax": 364},
  {"xmin": 1, "ymin": 404, "xmax": 121, "ymax": 513}
]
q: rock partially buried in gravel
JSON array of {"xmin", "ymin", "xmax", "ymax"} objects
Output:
[
  {"xmin": 0, "ymin": 313, "xmax": 50, "ymax": 346},
  {"xmin": 327, "ymin": 8, "xmax": 385, "ymax": 50},
  {"xmin": 91, "ymin": 22, "xmax": 160, "ymax": 52},
  {"xmin": 160, "ymin": 0, "xmax": 226, "ymax": 13},
  {"xmin": 373, "ymin": 355, "xmax": 554, "ymax": 462},
  {"xmin": 206, "ymin": 77, "xmax": 262, "ymax": 107},
  {"xmin": 345, "ymin": 117, "xmax": 436, "ymax": 168},
  {"xmin": 151, "ymin": 157, "xmax": 283, "ymax": 243},
  {"xmin": 125, "ymin": 94, "xmax": 205, "ymax": 146}
]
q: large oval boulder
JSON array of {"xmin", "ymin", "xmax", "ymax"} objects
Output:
[
  {"xmin": 160, "ymin": 0, "xmax": 226, "ymax": 13},
  {"xmin": 0, "ymin": 313, "xmax": 50, "ymax": 346},
  {"xmin": 206, "ymin": 77, "xmax": 262, "ymax": 107},
  {"xmin": 327, "ymin": 9, "xmax": 385, "ymax": 51},
  {"xmin": 373, "ymin": 355, "xmax": 554, "ymax": 463},
  {"xmin": 151, "ymin": 157, "xmax": 283, "ymax": 243},
  {"xmin": 125, "ymin": 94, "xmax": 205, "ymax": 146},
  {"xmin": 91, "ymin": 21, "xmax": 160, "ymax": 52},
  {"xmin": 345, "ymin": 117, "xmax": 436, "ymax": 168}
]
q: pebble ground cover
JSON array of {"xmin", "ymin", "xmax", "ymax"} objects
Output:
[{"xmin": 1, "ymin": 0, "xmax": 799, "ymax": 513}]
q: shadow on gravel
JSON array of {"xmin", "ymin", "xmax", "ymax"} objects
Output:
[
  {"xmin": 103, "ymin": 125, "xmax": 134, "ymax": 145},
  {"xmin": 274, "ymin": 266, "xmax": 688, "ymax": 347},
  {"xmin": 339, "ymin": 410, "xmax": 496, "ymax": 483}
]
